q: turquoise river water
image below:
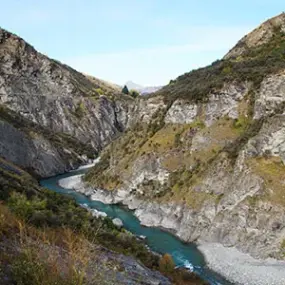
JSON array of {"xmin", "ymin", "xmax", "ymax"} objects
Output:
[{"xmin": 40, "ymin": 167, "xmax": 232, "ymax": 285}]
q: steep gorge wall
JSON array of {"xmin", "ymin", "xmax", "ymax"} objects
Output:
[
  {"xmin": 85, "ymin": 70, "xmax": 285, "ymax": 259},
  {"xmin": 0, "ymin": 27, "xmax": 137, "ymax": 177}
]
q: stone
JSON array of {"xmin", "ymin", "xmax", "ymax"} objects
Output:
[
  {"xmin": 112, "ymin": 218, "xmax": 123, "ymax": 228},
  {"xmin": 91, "ymin": 209, "xmax": 107, "ymax": 219}
]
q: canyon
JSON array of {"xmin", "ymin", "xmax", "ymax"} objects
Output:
[{"xmin": 0, "ymin": 12, "xmax": 285, "ymax": 285}]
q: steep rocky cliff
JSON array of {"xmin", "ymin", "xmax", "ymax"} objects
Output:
[
  {"xmin": 85, "ymin": 13, "xmax": 285, "ymax": 260},
  {"xmin": 0, "ymin": 27, "xmax": 136, "ymax": 177}
]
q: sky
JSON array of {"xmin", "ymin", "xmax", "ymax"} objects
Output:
[{"xmin": 0, "ymin": 1, "xmax": 284, "ymax": 86}]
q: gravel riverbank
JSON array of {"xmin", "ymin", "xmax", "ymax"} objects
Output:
[{"xmin": 198, "ymin": 243, "xmax": 285, "ymax": 285}]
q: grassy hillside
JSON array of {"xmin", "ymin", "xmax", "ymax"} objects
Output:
[
  {"xmin": 0, "ymin": 157, "xmax": 206, "ymax": 284},
  {"xmin": 154, "ymin": 26, "xmax": 285, "ymax": 104}
]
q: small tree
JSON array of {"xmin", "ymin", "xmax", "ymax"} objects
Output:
[
  {"xmin": 122, "ymin": 85, "xmax": 129, "ymax": 95},
  {"xmin": 159, "ymin": 253, "xmax": 175, "ymax": 273}
]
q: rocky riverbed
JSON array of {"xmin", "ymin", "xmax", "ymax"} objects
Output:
[{"xmin": 198, "ymin": 243, "xmax": 285, "ymax": 285}]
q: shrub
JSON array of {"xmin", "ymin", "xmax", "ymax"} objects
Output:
[
  {"xmin": 8, "ymin": 192, "xmax": 47, "ymax": 221},
  {"xmin": 130, "ymin": 89, "xmax": 139, "ymax": 98},
  {"xmin": 75, "ymin": 101, "xmax": 85, "ymax": 118},
  {"xmin": 11, "ymin": 249, "xmax": 48, "ymax": 285},
  {"xmin": 174, "ymin": 133, "xmax": 181, "ymax": 147},
  {"xmin": 95, "ymin": 88, "xmax": 104, "ymax": 95},
  {"xmin": 159, "ymin": 253, "xmax": 175, "ymax": 273}
]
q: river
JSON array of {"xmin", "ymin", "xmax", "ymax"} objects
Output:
[{"xmin": 40, "ymin": 167, "xmax": 232, "ymax": 285}]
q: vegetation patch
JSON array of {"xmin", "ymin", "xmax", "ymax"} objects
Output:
[
  {"xmin": 0, "ymin": 156, "xmax": 207, "ymax": 284},
  {"xmin": 232, "ymin": 115, "xmax": 251, "ymax": 134},
  {"xmin": 223, "ymin": 118, "xmax": 264, "ymax": 162},
  {"xmin": 75, "ymin": 101, "xmax": 86, "ymax": 118},
  {"xmin": 247, "ymin": 156, "xmax": 285, "ymax": 206},
  {"xmin": 141, "ymin": 124, "xmax": 186, "ymax": 154},
  {"xmin": 0, "ymin": 160, "xmax": 158, "ymax": 268},
  {"xmin": 163, "ymin": 167, "xmax": 217, "ymax": 209},
  {"xmin": 281, "ymin": 239, "xmax": 285, "ymax": 257}
]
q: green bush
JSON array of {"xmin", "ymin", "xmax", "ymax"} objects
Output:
[
  {"xmin": 95, "ymin": 88, "xmax": 104, "ymax": 95},
  {"xmin": 1, "ymin": 172, "xmax": 160, "ymax": 272},
  {"xmin": 223, "ymin": 118, "xmax": 264, "ymax": 161},
  {"xmin": 75, "ymin": 101, "xmax": 85, "ymax": 118},
  {"xmin": 11, "ymin": 248, "xmax": 77, "ymax": 285},
  {"xmin": 8, "ymin": 192, "xmax": 47, "ymax": 220},
  {"xmin": 130, "ymin": 89, "xmax": 139, "ymax": 98}
]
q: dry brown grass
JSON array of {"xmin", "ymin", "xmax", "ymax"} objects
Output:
[{"xmin": 0, "ymin": 203, "xmax": 93, "ymax": 285}]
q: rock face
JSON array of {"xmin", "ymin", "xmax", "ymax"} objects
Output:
[
  {"xmin": 0, "ymin": 119, "xmax": 76, "ymax": 177},
  {"xmin": 165, "ymin": 100, "xmax": 197, "ymax": 124},
  {"xmin": 254, "ymin": 71, "xmax": 285, "ymax": 119},
  {"xmin": 0, "ymin": 27, "xmax": 137, "ymax": 177},
  {"xmin": 85, "ymin": 13, "xmax": 285, "ymax": 263}
]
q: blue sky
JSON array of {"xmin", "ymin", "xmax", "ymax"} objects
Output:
[{"xmin": 1, "ymin": 1, "xmax": 284, "ymax": 86}]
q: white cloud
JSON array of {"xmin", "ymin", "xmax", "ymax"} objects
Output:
[{"xmin": 64, "ymin": 25, "xmax": 253, "ymax": 86}]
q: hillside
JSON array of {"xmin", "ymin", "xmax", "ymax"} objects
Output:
[
  {"xmin": 85, "ymin": 12, "xmax": 285, "ymax": 267},
  {"xmin": 154, "ymin": 12, "xmax": 285, "ymax": 104},
  {"xmin": 0, "ymin": 27, "xmax": 137, "ymax": 177},
  {"xmin": 0, "ymin": 157, "xmax": 175, "ymax": 285},
  {"xmin": 224, "ymin": 12, "xmax": 285, "ymax": 59}
]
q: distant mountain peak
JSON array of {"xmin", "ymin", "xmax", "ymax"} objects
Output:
[
  {"xmin": 125, "ymin": 80, "xmax": 162, "ymax": 95},
  {"xmin": 125, "ymin": 81, "xmax": 144, "ymax": 90}
]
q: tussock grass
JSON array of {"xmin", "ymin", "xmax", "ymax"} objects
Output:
[{"xmin": 0, "ymin": 203, "xmax": 93, "ymax": 285}]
